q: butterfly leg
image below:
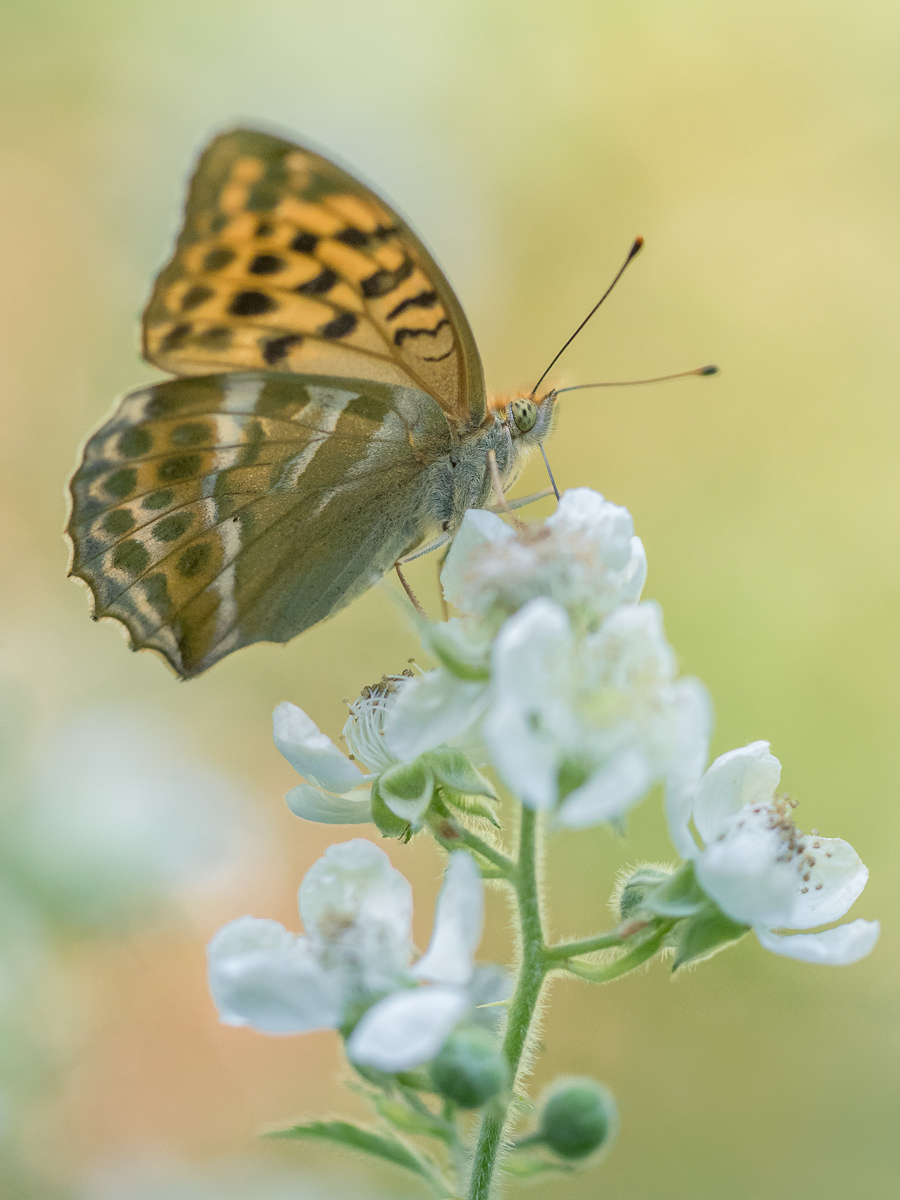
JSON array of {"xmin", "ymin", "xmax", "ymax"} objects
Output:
[{"xmin": 395, "ymin": 563, "xmax": 426, "ymax": 617}]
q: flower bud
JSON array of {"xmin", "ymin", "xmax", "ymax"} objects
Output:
[
  {"xmin": 430, "ymin": 1026, "xmax": 509, "ymax": 1108},
  {"xmin": 536, "ymin": 1078, "xmax": 617, "ymax": 1160},
  {"xmin": 616, "ymin": 863, "xmax": 674, "ymax": 920}
]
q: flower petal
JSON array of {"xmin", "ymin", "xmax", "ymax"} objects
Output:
[
  {"xmin": 556, "ymin": 749, "xmax": 653, "ymax": 828},
  {"xmin": 441, "ymin": 508, "xmax": 515, "ymax": 612},
  {"xmin": 692, "ymin": 742, "xmax": 780, "ymax": 844},
  {"xmin": 754, "ymin": 919, "xmax": 880, "ymax": 965},
  {"xmin": 273, "ymin": 702, "xmax": 367, "ymax": 793},
  {"xmin": 385, "ymin": 670, "xmax": 488, "ymax": 761},
  {"xmin": 206, "ymin": 917, "xmax": 343, "ymax": 1034},
  {"xmin": 285, "ymin": 783, "xmax": 372, "ymax": 824},
  {"xmin": 346, "ymin": 986, "xmax": 469, "ymax": 1071},
  {"xmin": 483, "ymin": 598, "xmax": 574, "ymax": 809},
  {"xmin": 663, "ymin": 679, "xmax": 714, "ymax": 858},
  {"xmin": 782, "ymin": 836, "xmax": 869, "ymax": 929},
  {"xmin": 298, "ymin": 840, "xmax": 413, "ymax": 994},
  {"xmin": 412, "ymin": 852, "xmax": 483, "ymax": 986},
  {"xmin": 694, "ymin": 812, "xmax": 800, "ymax": 926}
]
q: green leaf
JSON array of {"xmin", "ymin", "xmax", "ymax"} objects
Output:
[
  {"xmin": 673, "ymin": 906, "xmax": 749, "ymax": 969},
  {"xmin": 374, "ymin": 1096, "xmax": 455, "ymax": 1144},
  {"xmin": 427, "ymin": 747, "xmax": 497, "ymax": 799},
  {"xmin": 645, "ymin": 861, "xmax": 708, "ymax": 917},
  {"xmin": 504, "ymin": 1155, "xmax": 576, "ymax": 1178},
  {"xmin": 264, "ymin": 1119, "xmax": 437, "ymax": 1182},
  {"xmin": 379, "ymin": 760, "xmax": 435, "ymax": 823}
]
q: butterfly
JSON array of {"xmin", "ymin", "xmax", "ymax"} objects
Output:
[{"xmin": 67, "ymin": 128, "xmax": 557, "ymax": 679}]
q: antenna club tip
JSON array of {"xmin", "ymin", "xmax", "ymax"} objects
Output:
[
  {"xmin": 698, "ymin": 364, "xmax": 719, "ymax": 376},
  {"xmin": 630, "ymin": 236, "xmax": 644, "ymax": 256}
]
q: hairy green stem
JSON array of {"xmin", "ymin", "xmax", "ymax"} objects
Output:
[
  {"xmin": 468, "ymin": 807, "xmax": 545, "ymax": 1200},
  {"xmin": 560, "ymin": 921, "xmax": 674, "ymax": 983},
  {"xmin": 543, "ymin": 927, "xmax": 629, "ymax": 961}
]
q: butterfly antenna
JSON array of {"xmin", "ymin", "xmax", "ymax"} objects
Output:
[
  {"xmin": 550, "ymin": 364, "xmax": 719, "ymax": 397},
  {"xmin": 529, "ymin": 236, "xmax": 644, "ymax": 399}
]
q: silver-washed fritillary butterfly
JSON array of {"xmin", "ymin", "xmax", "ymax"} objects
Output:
[{"xmin": 67, "ymin": 128, "xmax": 557, "ymax": 678}]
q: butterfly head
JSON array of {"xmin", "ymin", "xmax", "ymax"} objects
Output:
[{"xmin": 490, "ymin": 391, "xmax": 558, "ymax": 448}]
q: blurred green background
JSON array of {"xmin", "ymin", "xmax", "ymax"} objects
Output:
[{"xmin": 0, "ymin": 1, "xmax": 897, "ymax": 1197}]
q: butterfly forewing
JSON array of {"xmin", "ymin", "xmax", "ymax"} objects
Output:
[
  {"xmin": 143, "ymin": 129, "xmax": 486, "ymax": 429},
  {"xmin": 68, "ymin": 373, "xmax": 453, "ymax": 677}
]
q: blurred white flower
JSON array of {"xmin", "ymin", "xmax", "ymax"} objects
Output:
[
  {"xmin": 483, "ymin": 598, "xmax": 710, "ymax": 828},
  {"xmin": 17, "ymin": 710, "xmax": 251, "ymax": 925},
  {"xmin": 275, "ymin": 673, "xmax": 492, "ymax": 827},
  {"xmin": 441, "ymin": 488, "xmax": 646, "ymax": 635},
  {"xmin": 208, "ymin": 841, "xmax": 488, "ymax": 1071},
  {"xmin": 666, "ymin": 741, "xmax": 879, "ymax": 964}
]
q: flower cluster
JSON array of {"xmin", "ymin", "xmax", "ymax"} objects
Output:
[
  {"xmin": 206, "ymin": 486, "xmax": 878, "ymax": 1198},
  {"xmin": 208, "ymin": 839, "xmax": 504, "ymax": 1071}
]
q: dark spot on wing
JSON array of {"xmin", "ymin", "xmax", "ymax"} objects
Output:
[
  {"xmin": 334, "ymin": 227, "xmax": 368, "ymax": 248},
  {"xmin": 203, "ymin": 247, "xmax": 235, "ymax": 272},
  {"xmin": 103, "ymin": 509, "xmax": 135, "ymax": 536},
  {"xmin": 181, "ymin": 285, "xmax": 214, "ymax": 310},
  {"xmin": 194, "ymin": 326, "xmax": 232, "ymax": 350},
  {"xmin": 319, "ymin": 312, "xmax": 358, "ymax": 339},
  {"xmin": 160, "ymin": 322, "xmax": 192, "ymax": 351},
  {"xmin": 177, "ymin": 541, "xmax": 212, "ymax": 578},
  {"xmin": 263, "ymin": 333, "xmax": 303, "ymax": 364},
  {"xmin": 249, "ymin": 253, "xmax": 286, "ymax": 275},
  {"xmin": 170, "ymin": 422, "xmax": 213, "ymax": 447},
  {"xmin": 104, "ymin": 467, "xmax": 137, "ymax": 499},
  {"xmin": 143, "ymin": 489, "xmax": 173, "ymax": 510},
  {"xmin": 295, "ymin": 268, "xmax": 338, "ymax": 296},
  {"xmin": 290, "ymin": 231, "xmax": 318, "ymax": 254},
  {"xmin": 143, "ymin": 572, "xmax": 172, "ymax": 616},
  {"xmin": 229, "ymin": 290, "xmax": 278, "ymax": 316},
  {"xmin": 255, "ymin": 220, "xmax": 274, "ymax": 237},
  {"xmin": 394, "ymin": 318, "xmax": 450, "ymax": 347},
  {"xmin": 155, "ymin": 511, "xmax": 194, "ymax": 542},
  {"xmin": 112, "ymin": 538, "xmax": 150, "ymax": 575},
  {"xmin": 118, "ymin": 427, "xmax": 152, "ymax": 458},
  {"xmin": 387, "ymin": 289, "xmax": 438, "ymax": 320},
  {"xmin": 361, "ymin": 258, "xmax": 414, "ymax": 299},
  {"xmin": 157, "ymin": 454, "xmax": 202, "ymax": 483}
]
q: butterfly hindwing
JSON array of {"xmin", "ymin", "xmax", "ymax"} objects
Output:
[
  {"xmin": 68, "ymin": 372, "xmax": 454, "ymax": 678},
  {"xmin": 142, "ymin": 129, "xmax": 486, "ymax": 429}
]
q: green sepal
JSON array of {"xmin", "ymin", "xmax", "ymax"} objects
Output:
[
  {"xmin": 370, "ymin": 778, "xmax": 413, "ymax": 841},
  {"xmin": 645, "ymin": 861, "xmax": 708, "ymax": 917},
  {"xmin": 618, "ymin": 865, "xmax": 676, "ymax": 920},
  {"xmin": 427, "ymin": 748, "xmax": 496, "ymax": 799},
  {"xmin": 374, "ymin": 1096, "xmax": 455, "ymax": 1145},
  {"xmin": 673, "ymin": 905, "xmax": 749, "ymax": 970},
  {"xmin": 423, "ymin": 622, "xmax": 491, "ymax": 682},
  {"xmin": 441, "ymin": 789, "xmax": 501, "ymax": 829},
  {"xmin": 263, "ymin": 1119, "xmax": 434, "ymax": 1182},
  {"xmin": 379, "ymin": 760, "xmax": 435, "ymax": 824}
]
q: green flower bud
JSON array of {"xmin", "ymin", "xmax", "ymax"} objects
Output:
[
  {"xmin": 430, "ymin": 1026, "xmax": 509, "ymax": 1109},
  {"xmin": 369, "ymin": 778, "xmax": 412, "ymax": 841},
  {"xmin": 616, "ymin": 863, "xmax": 674, "ymax": 920},
  {"xmin": 536, "ymin": 1078, "xmax": 617, "ymax": 1160}
]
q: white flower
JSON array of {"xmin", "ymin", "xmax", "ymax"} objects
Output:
[
  {"xmin": 208, "ymin": 841, "xmax": 488, "ymax": 1071},
  {"xmin": 441, "ymin": 488, "xmax": 646, "ymax": 634},
  {"xmin": 482, "ymin": 597, "xmax": 710, "ymax": 828},
  {"xmin": 666, "ymin": 741, "xmax": 879, "ymax": 964},
  {"xmin": 274, "ymin": 672, "xmax": 487, "ymax": 827}
]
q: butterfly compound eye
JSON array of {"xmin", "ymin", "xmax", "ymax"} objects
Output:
[{"xmin": 510, "ymin": 398, "xmax": 538, "ymax": 434}]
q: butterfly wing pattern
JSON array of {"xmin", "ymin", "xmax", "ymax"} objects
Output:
[{"xmin": 68, "ymin": 129, "xmax": 553, "ymax": 678}]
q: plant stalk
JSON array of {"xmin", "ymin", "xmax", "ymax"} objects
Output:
[{"xmin": 468, "ymin": 806, "xmax": 546, "ymax": 1200}]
